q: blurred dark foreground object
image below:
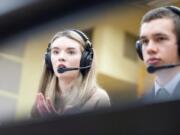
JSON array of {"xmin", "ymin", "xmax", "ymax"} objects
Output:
[{"xmin": 0, "ymin": 100, "xmax": 180, "ymax": 135}]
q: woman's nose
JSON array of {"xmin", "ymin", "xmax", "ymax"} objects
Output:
[{"xmin": 58, "ymin": 51, "xmax": 66, "ymax": 61}]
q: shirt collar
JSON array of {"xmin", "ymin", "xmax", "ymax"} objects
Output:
[{"xmin": 155, "ymin": 73, "xmax": 180, "ymax": 95}]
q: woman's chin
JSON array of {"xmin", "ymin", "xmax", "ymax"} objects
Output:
[{"xmin": 57, "ymin": 71, "xmax": 80, "ymax": 79}]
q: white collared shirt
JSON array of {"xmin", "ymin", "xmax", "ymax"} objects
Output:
[{"xmin": 155, "ymin": 73, "xmax": 180, "ymax": 96}]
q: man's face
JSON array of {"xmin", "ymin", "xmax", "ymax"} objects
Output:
[{"xmin": 140, "ymin": 18, "xmax": 179, "ymax": 67}]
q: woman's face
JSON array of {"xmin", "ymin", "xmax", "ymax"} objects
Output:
[{"xmin": 50, "ymin": 36, "xmax": 83, "ymax": 78}]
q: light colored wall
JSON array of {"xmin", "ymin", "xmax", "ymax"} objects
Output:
[
  {"xmin": 16, "ymin": 34, "xmax": 48, "ymax": 118},
  {"xmin": 93, "ymin": 5, "xmax": 149, "ymax": 92},
  {"xmin": 94, "ymin": 25, "xmax": 139, "ymax": 83}
]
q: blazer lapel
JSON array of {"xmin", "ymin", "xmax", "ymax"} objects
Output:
[
  {"xmin": 142, "ymin": 80, "xmax": 180, "ymax": 103},
  {"xmin": 142, "ymin": 86, "xmax": 156, "ymax": 103},
  {"xmin": 172, "ymin": 80, "xmax": 180, "ymax": 99}
]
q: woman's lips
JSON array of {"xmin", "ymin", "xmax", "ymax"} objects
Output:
[{"xmin": 57, "ymin": 64, "xmax": 66, "ymax": 68}]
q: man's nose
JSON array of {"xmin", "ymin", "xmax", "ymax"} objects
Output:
[{"xmin": 146, "ymin": 40, "xmax": 158, "ymax": 54}]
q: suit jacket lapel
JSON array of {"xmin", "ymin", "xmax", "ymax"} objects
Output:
[
  {"xmin": 172, "ymin": 80, "xmax": 180, "ymax": 99},
  {"xmin": 142, "ymin": 86, "xmax": 156, "ymax": 103}
]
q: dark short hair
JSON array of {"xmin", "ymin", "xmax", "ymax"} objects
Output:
[{"xmin": 141, "ymin": 6, "xmax": 180, "ymax": 46}]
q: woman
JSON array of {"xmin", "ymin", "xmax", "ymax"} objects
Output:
[{"xmin": 31, "ymin": 29, "xmax": 110, "ymax": 117}]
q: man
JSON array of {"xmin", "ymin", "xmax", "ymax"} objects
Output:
[{"xmin": 136, "ymin": 6, "xmax": 180, "ymax": 103}]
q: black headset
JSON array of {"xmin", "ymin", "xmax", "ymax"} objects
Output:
[
  {"xmin": 136, "ymin": 6, "xmax": 180, "ymax": 60},
  {"xmin": 45, "ymin": 29, "xmax": 93, "ymax": 76}
]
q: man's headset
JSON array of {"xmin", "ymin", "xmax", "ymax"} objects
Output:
[
  {"xmin": 136, "ymin": 6, "xmax": 180, "ymax": 60},
  {"xmin": 45, "ymin": 29, "xmax": 93, "ymax": 76}
]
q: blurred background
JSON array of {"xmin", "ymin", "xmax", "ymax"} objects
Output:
[{"xmin": 0, "ymin": 0, "xmax": 179, "ymax": 122}]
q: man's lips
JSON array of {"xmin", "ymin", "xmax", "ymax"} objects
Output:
[{"xmin": 147, "ymin": 58, "xmax": 160, "ymax": 65}]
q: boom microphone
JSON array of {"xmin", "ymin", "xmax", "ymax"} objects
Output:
[
  {"xmin": 147, "ymin": 63, "xmax": 180, "ymax": 73},
  {"xmin": 57, "ymin": 65, "xmax": 91, "ymax": 73}
]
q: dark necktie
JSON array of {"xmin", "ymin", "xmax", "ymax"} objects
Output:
[{"xmin": 156, "ymin": 88, "xmax": 170, "ymax": 101}]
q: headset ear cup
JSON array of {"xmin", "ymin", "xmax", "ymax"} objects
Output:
[
  {"xmin": 136, "ymin": 41, "xmax": 143, "ymax": 60},
  {"xmin": 166, "ymin": 6, "xmax": 180, "ymax": 16},
  {"xmin": 166, "ymin": 6, "xmax": 180, "ymax": 56},
  {"xmin": 80, "ymin": 49, "xmax": 93, "ymax": 76},
  {"xmin": 71, "ymin": 29, "xmax": 94, "ymax": 75},
  {"xmin": 177, "ymin": 22, "xmax": 180, "ymax": 57},
  {"xmin": 178, "ymin": 43, "xmax": 180, "ymax": 56},
  {"xmin": 45, "ymin": 52, "xmax": 53, "ymax": 72}
]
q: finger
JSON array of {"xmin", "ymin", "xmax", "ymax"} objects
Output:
[
  {"xmin": 36, "ymin": 93, "xmax": 45, "ymax": 106},
  {"xmin": 38, "ymin": 94, "xmax": 51, "ymax": 113},
  {"xmin": 35, "ymin": 93, "xmax": 49, "ymax": 117},
  {"xmin": 47, "ymin": 98, "xmax": 57, "ymax": 113},
  {"xmin": 36, "ymin": 98, "xmax": 48, "ymax": 117},
  {"xmin": 37, "ymin": 103, "xmax": 47, "ymax": 116}
]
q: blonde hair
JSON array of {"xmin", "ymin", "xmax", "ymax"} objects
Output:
[{"xmin": 36, "ymin": 30, "xmax": 97, "ymax": 111}]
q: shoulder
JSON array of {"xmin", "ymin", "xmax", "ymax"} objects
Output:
[
  {"xmin": 83, "ymin": 87, "xmax": 110, "ymax": 111},
  {"xmin": 139, "ymin": 87, "xmax": 155, "ymax": 104},
  {"xmin": 94, "ymin": 88, "xmax": 110, "ymax": 100},
  {"xmin": 92, "ymin": 87, "xmax": 111, "ymax": 107}
]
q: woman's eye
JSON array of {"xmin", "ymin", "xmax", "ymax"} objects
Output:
[
  {"xmin": 68, "ymin": 51, "xmax": 75, "ymax": 55},
  {"xmin": 52, "ymin": 50, "xmax": 59, "ymax": 55}
]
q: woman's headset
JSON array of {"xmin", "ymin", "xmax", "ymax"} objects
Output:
[
  {"xmin": 136, "ymin": 6, "xmax": 180, "ymax": 60},
  {"xmin": 45, "ymin": 29, "xmax": 93, "ymax": 76}
]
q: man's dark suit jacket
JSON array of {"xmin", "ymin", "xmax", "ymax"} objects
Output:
[{"xmin": 141, "ymin": 80, "xmax": 180, "ymax": 103}]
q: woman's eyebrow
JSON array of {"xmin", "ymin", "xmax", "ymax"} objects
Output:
[
  {"xmin": 51, "ymin": 47, "xmax": 78, "ymax": 50},
  {"xmin": 51, "ymin": 46, "xmax": 59, "ymax": 50},
  {"xmin": 67, "ymin": 47, "xmax": 76, "ymax": 50}
]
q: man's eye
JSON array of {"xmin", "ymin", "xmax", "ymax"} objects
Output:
[
  {"xmin": 156, "ymin": 37, "xmax": 166, "ymax": 42},
  {"xmin": 141, "ymin": 39, "xmax": 148, "ymax": 46}
]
